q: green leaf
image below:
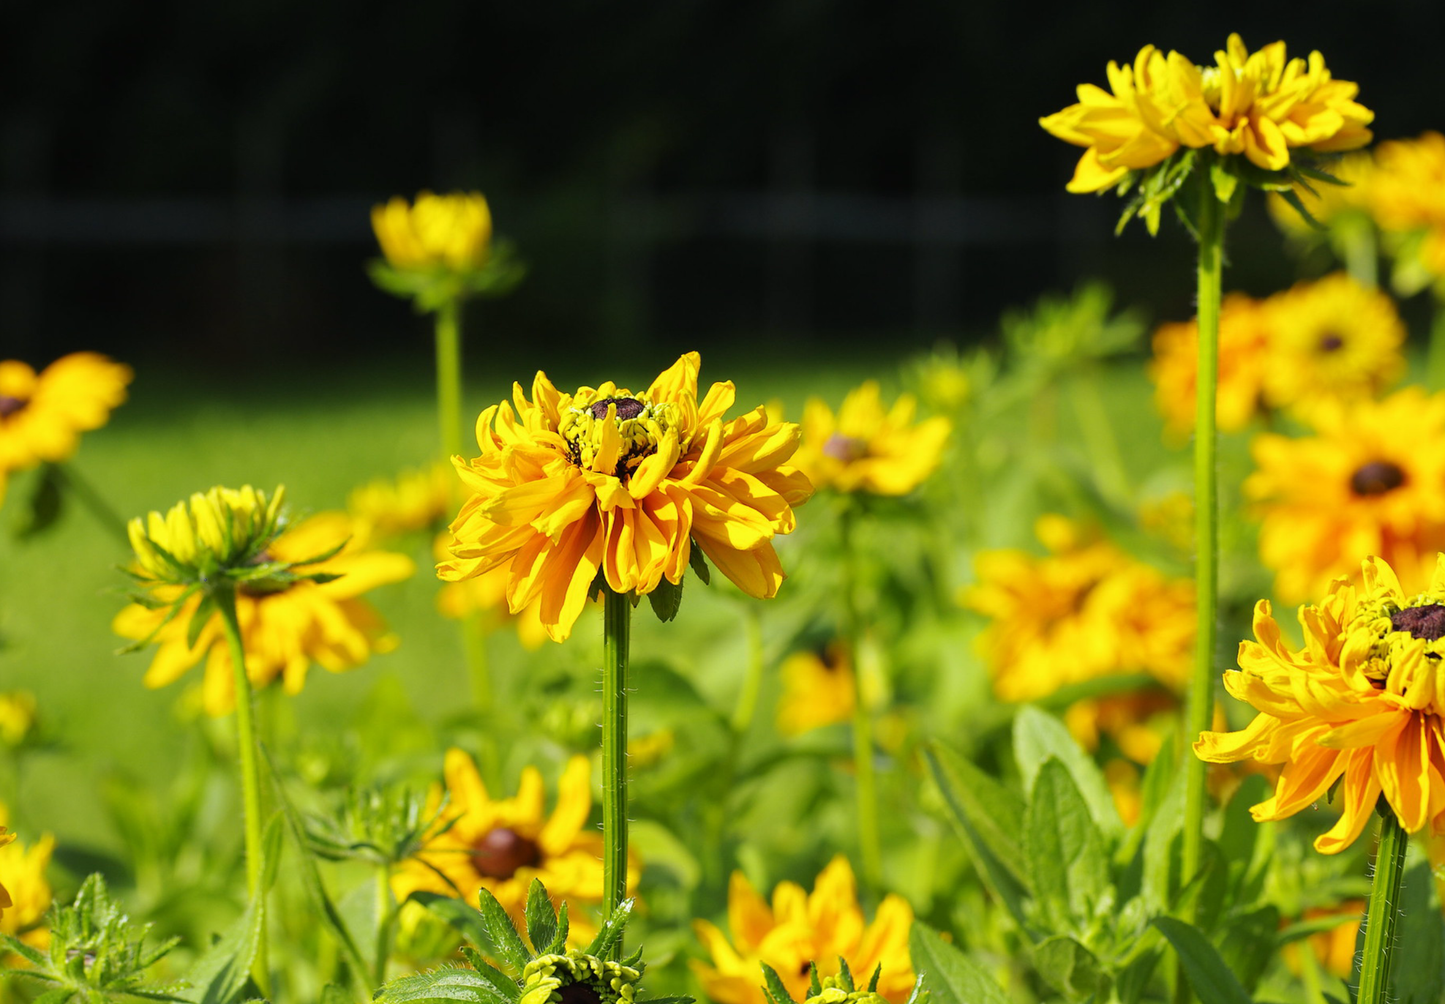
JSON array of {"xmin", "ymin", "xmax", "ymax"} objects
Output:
[
  {"xmin": 1032, "ymin": 935, "xmax": 1105, "ymax": 1001},
  {"xmin": 475, "ymin": 887, "xmax": 535, "ymax": 972},
  {"xmin": 1210, "ymin": 161, "xmax": 1239, "ymax": 204},
  {"xmin": 1395, "ymin": 843, "xmax": 1445, "ymax": 1004},
  {"xmin": 1215, "ymin": 903, "xmax": 1278, "ymax": 994},
  {"xmin": 261, "ymin": 812, "xmax": 284, "ymax": 891},
  {"xmin": 0, "ymin": 930, "xmax": 48, "ymax": 967},
  {"xmin": 182, "ymin": 894, "xmax": 263, "ymax": 1004},
  {"xmin": 760, "ymin": 963, "xmax": 797, "ymax": 1004},
  {"xmin": 548, "ymin": 901, "xmax": 570, "ymax": 956},
  {"xmin": 1141, "ymin": 761, "xmax": 1187, "ymax": 914},
  {"xmin": 923, "ymin": 743, "xmax": 1027, "ymax": 884},
  {"xmin": 31, "ymin": 990, "xmax": 76, "ymax": 1004},
  {"xmin": 908, "ymin": 921, "xmax": 1010, "ymax": 1004},
  {"xmin": 1152, "ymin": 917, "xmax": 1252, "ymax": 1004},
  {"xmin": 585, "ymin": 898, "xmax": 633, "ymax": 960},
  {"xmin": 1276, "ymin": 188, "xmax": 1326, "ymax": 231},
  {"xmin": 376, "ymin": 967, "xmax": 516, "ymax": 1004},
  {"xmin": 320, "ymin": 985, "xmax": 354, "ymax": 1004},
  {"xmin": 524, "ymin": 879, "xmax": 558, "ymax": 956},
  {"xmin": 14, "ymin": 463, "xmax": 64, "ymax": 539},
  {"xmin": 1013, "ymin": 706, "xmax": 1122, "ymax": 836},
  {"xmin": 1025, "ymin": 759, "xmax": 1109, "ymax": 934},
  {"xmin": 458, "ymin": 948, "xmax": 524, "ymax": 1003},
  {"xmin": 647, "ymin": 577, "xmax": 684, "ymax": 623},
  {"xmin": 688, "ymin": 542, "xmax": 711, "ymax": 585}
]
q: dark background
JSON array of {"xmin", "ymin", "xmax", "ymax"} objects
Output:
[{"xmin": 3, "ymin": 2, "xmax": 1439, "ymax": 375}]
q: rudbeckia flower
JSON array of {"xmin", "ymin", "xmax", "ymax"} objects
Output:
[
  {"xmin": 0, "ymin": 353, "xmax": 132, "ymax": 505},
  {"xmin": 1196, "ymin": 554, "xmax": 1445, "ymax": 853},
  {"xmin": 348, "ymin": 463, "xmax": 454, "ymax": 539},
  {"xmin": 434, "ymin": 536, "xmax": 557, "ymax": 650},
  {"xmin": 1368, "ymin": 133, "xmax": 1445, "ymax": 279},
  {"xmin": 792, "ymin": 382, "xmax": 949, "ymax": 496},
  {"xmin": 372, "ymin": 191, "xmax": 492, "ymax": 272},
  {"xmin": 1246, "ymin": 387, "xmax": 1445, "ymax": 603},
  {"xmin": 115, "ymin": 506, "xmax": 415, "ymax": 716},
  {"xmin": 691, "ymin": 856, "xmax": 914, "ymax": 1004},
  {"xmin": 0, "ymin": 821, "xmax": 53, "ymax": 949},
  {"xmin": 1148, "ymin": 292, "xmax": 1272, "ymax": 438},
  {"xmin": 392, "ymin": 750, "xmax": 634, "ymax": 939},
  {"xmin": 438, "ymin": 352, "xmax": 812, "ymax": 642},
  {"xmin": 776, "ymin": 643, "xmax": 855, "ymax": 736},
  {"xmin": 1261, "ymin": 272, "xmax": 1403, "ymax": 415}
]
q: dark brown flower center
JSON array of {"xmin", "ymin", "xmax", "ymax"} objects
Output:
[
  {"xmin": 1318, "ymin": 332, "xmax": 1345, "ymax": 353},
  {"xmin": 817, "ymin": 646, "xmax": 842, "ymax": 672},
  {"xmin": 589, "ymin": 396, "xmax": 646, "ymax": 420},
  {"xmin": 0, "ymin": 395, "xmax": 27, "ymax": 418},
  {"xmin": 1392, "ymin": 604, "xmax": 1445, "ymax": 642},
  {"xmin": 823, "ymin": 433, "xmax": 867, "ymax": 462},
  {"xmin": 469, "ymin": 827, "xmax": 542, "ymax": 879},
  {"xmin": 557, "ymin": 984, "xmax": 603, "ymax": 1004},
  {"xmin": 1350, "ymin": 461, "xmax": 1406, "ymax": 497}
]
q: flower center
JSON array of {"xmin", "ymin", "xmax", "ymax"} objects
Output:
[
  {"xmin": 823, "ymin": 433, "xmax": 868, "ymax": 462},
  {"xmin": 557, "ymin": 984, "xmax": 603, "ymax": 1004},
  {"xmin": 0, "ymin": 395, "xmax": 28, "ymax": 418},
  {"xmin": 470, "ymin": 827, "xmax": 542, "ymax": 879},
  {"xmin": 1318, "ymin": 332, "xmax": 1345, "ymax": 353},
  {"xmin": 1350, "ymin": 461, "xmax": 1406, "ymax": 497},
  {"xmin": 560, "ymin": 391, "xmax": 676, "ymax": 481},
  {"xmin": 1391, "ymin": 604, "xmax": 1445, "ymax": 643},
  {"xmin": 589, "ymin": 396, "xmax": 646, "ymax": 421}
]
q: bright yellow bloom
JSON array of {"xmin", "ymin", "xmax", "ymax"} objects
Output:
[
  {"xmin": 433, "ymin": 535, "xmax": 555, "ymax": 650},
  {"xmin": 0, "ymin": 828, "xmax": 11, "ymax": 920},
  {"xmin": 371, "ymin": 191, "xmax": 492, "ymax": 271},
  {"xmin": 1269, "ymin": 151, "xmax": 1375, "ymax": 233},
  {"xmin": 0, "ymin": 692, "xmax": 37, "ymax": 748},
  {"xmin": 1148, "ymin": 293, "xmax": 1272, "ymax": 438},
  {"xmin": 963, "ymin": 516, "xmax": 1194, "ymax": 702},
  {"xmin": 0, "ymin": 352, "xmax": 131, "ymax": 505},
  {"xmin": 1246, "ymin": 387, "xmax": 1445, "ymax": 604},
  {"xmin": 1196, "ymin": 555, "xmax": 1445, "ymax": 853},
  {"xmin": 1042, "ymin": 35, "xmax": 1372, "ymax": 193},
  {"xmin": 438, "ymin": 353, "xmax": 812, "ymax": 642},
  {"xmin": 115, "ymin": 510, "xmax": 415, "ymax": 716},
  {"xmin": 793, "ymin": 383, "xmax": 949, "ymax": 496},
  {"xmin": 1262, "ymin": 272, "xmax": 1403, "ymax": 415},
  {"xmin": 1368, "ymin": 133, "xmax": 1445, "ymax": 278},
  {"xmin": 776, "ymin": 644, "xmax": 854, "ymax": 736},
  {"xmin": 692, "ymin": 856, "xmax": 913, "ymax": 1004},
  {"xmin": 349, "ymin": 463, "xmax": 454, "ymax": 539},
  {"xmin": 392, "ymin": 750, "xmax": 633, "ymax": 940},
  {"xmin": 0, "ymin": 825, "xmax": 53, "ymax": 948}
]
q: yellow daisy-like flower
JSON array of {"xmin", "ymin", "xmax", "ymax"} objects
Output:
[
  {"xmin": 1246, "ymin": 387, "xmax": 1445, "ymax": 604},
  {"xmin": 392, "ymin": 750, "xmax": 634, "ymax": 939},
  {"xmin": 115, "ymin": 510, "xmax": 415, "ymax": 716},
  {"xmin": 1148, "ymin": 292, "xmax": 1272, "ymax": 438},
  {"xmin": 1196, "ymin": 554, "xmax": 1445, "ymax": 853},
  {"xmin": 438, "ymin": 352, "xmax": 812, "ymax": 642},
  {"xmin": 0, "ymin": 821, "xmax": 53, "ymax": 949},
  {"xmin": 0, "ymin": 692, "xmax": 37, "ymax": 748},
  {"xmin": 1261, "ymin": 272, "xmax": 1404, "ymax": 414},
  {"xmin": 372, "ymin": 191, "xmax": 492, "ymax": 271},
  {"xmin": 0, "ymin": 352, "xmax": 132, "ymax": 505},
  {"xmin": 1369, "ymin": 133, "xmax": 1445, "ymax": 278},
  {"xmin": 433, "ymin": 534, "xmax": 556, "ymax": 650},
  {"xmin": 776, "ymin": 644, "xmax": 854, "ymax": 737},
  {"xmin": 792, "ymin": 383, "xmax": 950, "ymax": 496},
  {"xmin": 691, "ymin": 856, "xmax": 914, "ymax": 1004},
  {"xmin": 963, "ymin": 515, "xmax": 1194, "ymax": 702},
  {"xmin": 349, "ymin": 463, "xmax": 454, "ymax": 539}
]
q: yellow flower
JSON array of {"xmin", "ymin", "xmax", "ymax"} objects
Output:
[
  {"xmin": 776, "ymin": 644, "xmax": 855, "ymax": 736},
  {"xmin": 1269, "ymin": 151, "xmax": 1375, "ymax": 233},
  {"xmin": 433, "ymin": 534, "xmax": 556, "ymax": 650},
  {"xmin": 0, "ymin": 818, "xmax": 53, "ymax": 948},
  {"xmin": 793, "ymin": 383, "xmax": 949, "ymax": 496},
  {"xmin": 0, "ymin": 692, "xmax": 37, "ymax": 748},
  {"xmin": 1261, "ymin": 272, "xmax": 1403, "ymax": 415},
  {"xmin": 1246, "ymin": 387, "xmax": 1445, "ymax": 604},
  {"xmin": 392, "ymin": 750, "xmax": 633, "ymax": 939},
  {"xmin": 1196, "ymin": 554, "xmax": 1445, "ymax": 853},
  {"xmin": 0, "ymin": 352, "xmax": 132, "ymax": 506},
  {"xmin": 349, "ymin": 463, "xmax": 454, "ymax": 539},
  {"xmin": 1368, "ymin": 133, "xmax": 1445, "ymax": 280},
  {"xmin": 691, "ymin": 856, "xmax": 914, "ymax": 1004},
  {"xmin": 0, "ymin": 828, "xmax": 11, "ymax": 920},
  {"xmin": 1148, "ymin": 293, "xmax": 1272, "ymax": 438},
  {"xmin": 371, "ymin": 191, "xmax": 492, "ymax": 271},
  {"xmin": 115, "ymin": 510, "xmax": 415, "ymax": 716},
  {"xmin": 438, "ymin": 353, "xmax": 813, "ymax": 642},
  {"xmin": 963, "ymin": 515, "xmax": 1194, "ymax": 702},
  {"xmin": 1282, "ymin": 902, "xmax": 1364, "ymax": 979}
]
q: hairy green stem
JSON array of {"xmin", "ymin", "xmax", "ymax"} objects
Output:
[
  {"xmin": 215, "ymin": 587, "xmax": 270, "ymax": 996},
  {"xmin": 1357, "ymin": 806, "xmax": 1409, "ymax": 1004},
  {"xmin": 435, "ymin": 298, "xmax": 465, "ymax": 461},
  {"xmin": 601, "ymin": 586, "xmax": 632, "ymax": 957},
  {"xmin": 839, "ymin": 505, "xmax": 883, "ymax": 892},
  {"xmin": 730, "ymin": 605, "xmax": 765, "ymax": 734}
]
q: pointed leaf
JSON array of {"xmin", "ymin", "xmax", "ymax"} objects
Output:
[
  {"xmin": 760, "ymin": 963, "xmax": 797, "ymax": 1004},
  {"xmin": 647, "ymin": 577, "xmax": 683, "ymax": 623},
  {"xmin": 923, "ymin": 744, "xmax": 1026, "ymax": 885},
  {"xmin": 0, "ymin": 930, "xmax": 47, "ymax": 966},
  {"xmin": 458, "ymin": 947, "xmax": 523, "ymax": 1002},
  {"xmin": 688, "ymin": 543, "xmax": 711, "ymax": 585},
  {"xmin": 524, "ymin": 880, "xmax": 558, "ymax": 956},
  {"xmin": 1152, "ymin": 917, "xmax": 1252, "ymax": 1004},
  {"xmin": 1025, "ymin": 759, "xmax": 1109, "ymax": 934},
  {"xmin": 376, "ymin": 967, "xmax": 516, "ymax": 1004},
  {"xmin": 1033, "ymin": 935, "xmax": 1105, "ymax": 1000},
  {"xmin": 547, "ymin": 900, "xmax": 570, "ymax": 956},
  {"xmin": 474, "ymin": 887, "xmax": 534, "ymax": 973},
  {"xmin": 585, "ymin": 898, "xmax": 633, "ymax": 960},
  {"xmin": 1014, "ymin": 706, "xmax": 1122, "ymax": 836},
  {"xmin": 908, "ymin": 922, "xmax": 1010, "ymax": 1004},
  {"xmin": 182, "ymin": 895, "xmax": 262, "ymax": 1004}
]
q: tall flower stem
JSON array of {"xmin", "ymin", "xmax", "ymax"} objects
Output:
[
  {"xmin": 730, "ymin": 605, "xmax": 765, "ymax": 734},
  {"xmin": 1357, "ymin": 805, "xmax": 1409, "ymax": 1004},
  {"xmin": 839, "ymin": 504, "xmax": 883, "ymax": 893},
  {"xmin": 1182, "ymin": 188, "xmax": 1225, "ymax": 898},
  {"xmin": 374, "ymin": 865, "xmax": 395, "ymax": 985},
  {"xmin": 214, "ymin": 586, "xmax": 270, "ymax": 996},
  {"xmin": 601, "ymin": 585, "xmax": 632, "ymax": 956},
  {"xmin": 435, "ymin": 297, "xmax": 465, "ymax": 461}
]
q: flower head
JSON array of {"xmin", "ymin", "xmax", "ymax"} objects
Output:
[
  {"xmin": 0, "ymin": 811, "xmax": 53, "ymax": 949},
  {"xmin": 793, "ymin": 383, "xmax": 949, "ymax": 497},
  {"xmin": 116, "ymin": 504, "xmax": 415, "ymax": 716},
  {"xmin": 520, "ymin": 951, "xmax": 642, "ymax": 1004},
  {"xmin": 691, "ymin": 856, "xmax": 914, "ymax": 1004},
  {"xmin": 963, "ymin": 515, "xmax": 1194, "ymax": 702},
  {"xmin": 776, "ymin": 644, "xmax": 855, "ymax": 737},
  {"xmin": 0, "ymin": 353, "xmax": 132, "ymax": 505},
  {"xmin": 372, "ymin": 191, "xmax": 492, "ymax": 271},
  {"xmin": 0, "ymin": 692, "xmax": 37, "ymax": 748},
  {"xmin": 392, "ymin": 750, "xmax": 634, "ymax": 939},
  {"xmin": 1246, "ymin": 387, "xmax": 1445, "ymax": 604},
  {"xmin": 349, "ymin": 463, "xmax": 454, "ymax": 539},
  {"xmin": 438, "ymin": 353, "xmax": 812, "ymax": 642},
  {"xmin": 1196, "ymin": 554, "xmax": 1445, "ymax": 852},
  {"xmin": 1368, "ymin": 133, "xmax": 1445, "ymax": 283},
  {"xmin": 1149, "ymin": 293, "xmax": 1272, "ymax": 438}
]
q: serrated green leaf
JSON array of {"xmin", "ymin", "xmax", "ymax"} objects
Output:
[
  {"xmin": 473, "ymin": 888, "xmax": 534, "ymax": 972},
  {"xmin": 585, "ymin": 898, "xmax": 633, "ymax": 960},
  {"xmin": 1013, "ymin": 706, "xmax": 1121, "ymax": 836},
  {"xmin": 31, "ymin": 990, "xmax": 76, "ymax": 1004},
  {"xmin": 524, "ymin": 880, "xmax": 558, "ymax": 956},
  {"xmin": 761, "ymin": 962, "xmax": 797, "ymax": 1004},
  {"xmin": 547, "ymin": 900, "xmax": 570, "ymax": 956},
  {"xmin": 908, "ymin": 922, "xmax": 1009, "ymax": 1004},
  {"xmin": 458, "ymin": 947, "xmax": 523, "ymax": 1003},
  {"xmin": 1153, "ymin": 917, "xmax": 1252, "ymax": 1004},
  {"xmin": 1026, "ymin": 759, "xmax": 1109, "ymax": 934},
  {"xmin": 0, "ymin": 930, "xmax": 48, "ymax": 966},
  {"xmin": 1033, "ymin": 935, "xmax": 1105, "ymax": 1001},
  {"xmin": 182, "ymin": 894, "xmax": 262, "ymax": 1004},
  {"xmin": 647, "ymin": 577, "xmax": 683, "ymax": 623},
  {"xmin": 376, "ymin": 966, "xmax": 515, "ymax": 1004}
]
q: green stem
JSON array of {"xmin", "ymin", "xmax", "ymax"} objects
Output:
[
  {"xmin": 1068, "ymin": 365, "xmax": 1131, "ymax": 506},
  {"xmin": 54, "ymin": 463, "xmax": 128, "ymax": 544},
  {"xmin": 435, "ymin": 297, "xmax": 465, "ymax": 461},
  {"xmin": 214, "ymin": 587, "xmax": 270, "ymax": 997},
  {"xmin": 374, "ymin": 864, "xmax": 394, "ymax": 985},
  {"xmin": 1357, "ymin": 805, "xmax": 1409, "ymax": 1004},
  {"xmin": 730, "ymin": 605, "xmax": 765, "ymax": 734},
  {"xmin": 462, "ymin": 612, "xmax": 493, "ymax": 713},
  {"xmin": 601, "ymin": 586, "xmax": 632, "ymax": 957},
  {"xmin": 1428, "ymin": 294, "xmax": 1445, "ymax": 392},
  {"xmin": 839, "ymin": 505, "xmax": 883, "ymax": 893},
  {"xmin": 1182, "ymin": 187, "xmax": 1224, "ymax": 905}
]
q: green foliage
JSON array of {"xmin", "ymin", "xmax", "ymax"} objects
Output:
[{"xmin": 366, "ymin": 241, "xmax": 527, "ymax": 314}]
